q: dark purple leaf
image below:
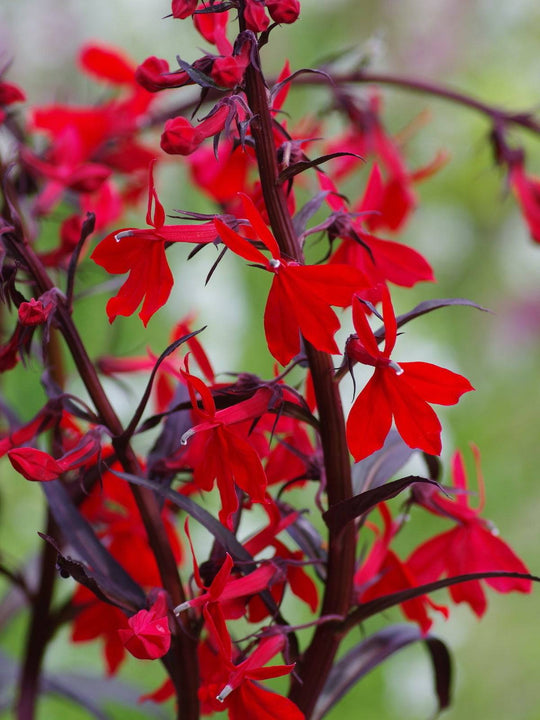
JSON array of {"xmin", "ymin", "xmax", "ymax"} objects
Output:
[
  {"xmin": 351, "ymin": 429, "xmax": 416, "ymax": 494},
  {"xmin": 41, "ymin": 481, "xmax": 146, "ymax": 611},
  {"xmin": 375, "ymin": 298, "xmax": 489, "ymax": 341},
  {"xmin": 312, "ymin": 624, "xmax": 452, "ymax": 720},
  {"xmin": 323, "ymin": 475, "xmax": 439, "ymax": 534},
  {"xmin": 347, "ymin": 571, "xmax": 540, "ymax": 627},
  {"xmin": 66, "ymin": 211, "xmax": 95, "ymax": 307},
  {"xmin": 277, "ymin": 501, "xmax": 327, "ymax": 582},
  {"xmin": 292, "ymin": 191, "xmax": 329, "ymax": 238},
  {"xmin": 277, "ymin": 152, "xmax": 363, "ymax": 184}
]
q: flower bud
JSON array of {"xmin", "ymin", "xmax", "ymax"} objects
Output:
[{"xmin": 266, "ymin": 0, "xmax": 300, "ymax": 24}]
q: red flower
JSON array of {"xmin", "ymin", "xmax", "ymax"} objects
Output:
[
  {"xmin": 201, "ymin": 603, "xmax": 303, "ymax": 720},
  {"xmin": 346, "ymin": 288, "xmax": 473, "ymax": 460},
  {"xmin": 215, "ymin": 194, "xmax": 365, "ymax": 365},
  {"xmin": 180, "ymin": 363, "xmax": 272, "ymax": 527},
  {"xmin": 407, "ymin": 448, "xmax": 532, "ymax": 616},
  {"xmin": 91, "ymin": 161, "xmax": 218, "ymax": 325},
  {"xmin": 118, "ymin": 592, "xmax": 171, "ymax": 660},
  {"xmin": 355, "ymin": 504, "xmax": 448, "ymax": 634},
  {"xmin": 175, "ymin": 544, "xmax": 279, "ymax": 619}
]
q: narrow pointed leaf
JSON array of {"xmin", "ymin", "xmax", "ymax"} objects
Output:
[
  {"xmin": 41, "ymin": 481, "xmax": 146, "ymax": 610},
  {"xmin": 312, "ymin": 624, "xmax": 452, "ymax": 720},
  {"xmin": 323, "ymin": 475, "xmax": 439, "ymax": 533}
]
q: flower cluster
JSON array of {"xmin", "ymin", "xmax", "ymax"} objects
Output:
[{"xmin": 0, "ymin": 1, "xmax": 538, "ymax": 719}]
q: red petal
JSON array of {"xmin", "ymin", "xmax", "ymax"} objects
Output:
[
  {"xmin": 384, "ymin": 372, "xmax": 442, "ymax": 455},
  {"xmin": 214, "ymin": 217, "xmax": 268, "ymax": 264},
  {"xmin": 400, "ymin": 362, "xmax": 474, "ymax": 405},
  {"xmin": 79, "ymin": 44, "xmax": 136, "ymax": 85},
  {"xmin": 264, "ymin": 277, "xmax": 301, "ymax": 365},
  {"xmin": 346, "ymin": 372, "xmax": 393, "ymax": 461}
]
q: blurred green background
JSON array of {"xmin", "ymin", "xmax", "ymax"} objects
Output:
[{"xmin": 1, "ymin": 0, "xmax": 540, "ymax": 718}]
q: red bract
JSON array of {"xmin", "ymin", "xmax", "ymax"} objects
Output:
[
  {"xmin": 91, "ymin": 161, "xmax": 218, "ymax": 325},
  {"xmin": 215, "ymin": 193, "xmax": 366, "ymax": 365},
  {"xmin": 509, "ymin": 160, "xmax": 540, "ymax": 243},
  {"xmin": 346, "ymin": 289, "xmax": 473, "ymax": 460},
  {"xmin": 407, "ymin": 449, "xmax": 532, "ymax": 616},
  {"xmin": 118, "ymin": 592, "xmax": 171, "ymax": 660}
]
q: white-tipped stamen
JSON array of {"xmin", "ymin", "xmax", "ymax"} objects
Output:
[
  {"xmin": 115, "ymin": 230, "xmax": 134, "ymax": 242},
  {"xmin": 180, "ymin": 428, "xmax": 194, "ymax": 445},
  {"xmin": 389, "ymin": 359, "xmax": 404, "ymax": 375},
  {"xmin": 268, "ymin": 258, "xmax": 281, "ymax": 269},
  {"xmin": 173, "ymin": 601, "xmax": 191, "ymax": 615},
  {"xmin": 216, "ymin": 684, "xmax": 233, "ymax": 703}
]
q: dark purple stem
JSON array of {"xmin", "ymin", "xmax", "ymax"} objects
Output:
[
  {"xmin": 243, "ymin": 40, "xmax": 356, "ymax": 720},
  {"xmin": 296, "ymin": 70, "xmax": 540, "ymax": 135}
]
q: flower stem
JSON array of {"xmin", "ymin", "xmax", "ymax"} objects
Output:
[{"xmin": 244, "ymin": 46, "xmax": 356, "ymax": 720}]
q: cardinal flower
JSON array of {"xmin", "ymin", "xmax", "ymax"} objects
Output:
[
  {"xmin": 214, "ymin": 193, "xmax": 366, "ymax": 365},
  {"xmin": 180, "ymin": 362, "xmax": 272, "ymax": 527},
  {"xmin": 355, "ymin": 503, "xmax": 448, "ymax": 634},
  {"xmin": 407, "ymin": 448, "xmax": 532, "ymax": 616},
  {"xmin": 346, "ymin": 288, "xmax": 473, "ymax": 460},
  {"xmin": 91, "ymin": 161, "xmax": 218, "ymax": 325}
]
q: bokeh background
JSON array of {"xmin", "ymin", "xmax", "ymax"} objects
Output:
[{"xmin": 1, "ymin": 0, "xmax": 540, "ymax": 718}]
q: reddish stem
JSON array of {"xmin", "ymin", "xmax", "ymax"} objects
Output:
[{"xmin": 243, "ymin": 43, "xmax": 356, "ymax": 720}]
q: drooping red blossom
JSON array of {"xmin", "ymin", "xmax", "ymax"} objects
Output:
[
  {"xmin": 320, "ymin": 168, "xmax": 435, "ymax": 289},
  {"xmin": 355, "ymin": 503, "xmax": 448, "ymax": 634},
  {"xmin": 346, "ymin": 288, "xmax": 473, "ymax": 460},
  {"xmin": 201, "ymin": 602, "xmax": 303, "ymax": 719},
  {"xmin": 118, "ymin": 591, "xmax": 171, "ymax": 660},
  {"xmin": 175, "ymin": 539, "xmax": 279, "ymax": 619},
  {"xmin": 91, "ymin": 161, "xmax": 218, "ymax": 325},
  {"xmin": 509, "ymin": 159, "xmax": 540, "ymax": 243},
  {"xmin": 7, "ymin": 432, "xmax": 101, "ymax": 482},
  {"xmin": 407, "ymin": 448, "xmax": 532, "ymax": 616},
  {"xmin": 215, "ymin": 193, "xmax": 367, "ymax": 365}
]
